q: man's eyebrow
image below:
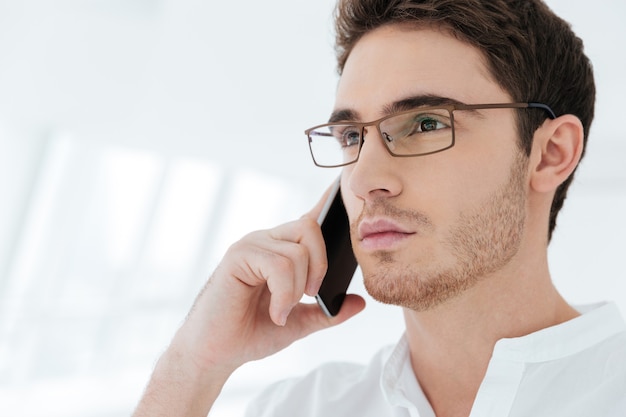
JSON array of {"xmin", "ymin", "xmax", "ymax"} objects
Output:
[
  {"xmin": 327, "ymin": 95, "xmax": 472, "ymax": 123},
  {"xmin": 384, "ymin": 95, "xmax": 468, "ymax": 114},
  {"xmin": 328, "ymin": 109, "xmax": 360, "ymax": 124}
]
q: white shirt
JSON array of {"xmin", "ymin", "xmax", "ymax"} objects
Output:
[{"xmin": 245, "ymin": 303, "xmax": 626, "ymax": 416}]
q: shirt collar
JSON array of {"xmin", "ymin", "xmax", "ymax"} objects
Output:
[
  {"xmin": 492, "ymin": 302, "xmax": 626, "ymax": 363},
  {"xmin": 380, "ymin": 334, "xmax": 435, "ymax": 416},
  {"xmin": 378, "ymin": 302, "xmax": 625, "ymax": 412}
]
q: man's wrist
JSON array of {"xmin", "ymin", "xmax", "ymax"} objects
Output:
[{"xmin": 132, "ymin": 343, "xmax": 233, "ymax": 417}]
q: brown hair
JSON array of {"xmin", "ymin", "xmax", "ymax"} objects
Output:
[{"xmin": 334, "ymin": 0, "xmax": 595, "ymax": 241}]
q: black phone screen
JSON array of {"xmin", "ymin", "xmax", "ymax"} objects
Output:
[{"xmin": 315, "ymin": 182, "xmax": 358, "ymax": 317}]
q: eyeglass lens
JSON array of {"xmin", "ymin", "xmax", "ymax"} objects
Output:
[{"xmin": 308, "ymin": 108, "xmax": 454, "ymax": 167}]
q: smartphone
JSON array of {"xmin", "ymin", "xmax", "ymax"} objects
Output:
[{"xmin": 315, "ymin": 178, "xmax": 358, "ymax": 317}]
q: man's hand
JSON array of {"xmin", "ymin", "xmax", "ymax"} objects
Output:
[{"xmin": 132, "ymin": 187, "xmax": 366, "ymax": 417}]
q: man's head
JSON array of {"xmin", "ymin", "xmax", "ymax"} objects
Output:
[
  {"xmin": 334, "ymin": 0, "xmax": 595, "ymax": 240},
  {"xmin": 325, "ymin": 1, "xmax": 590, "ymax": 310}
]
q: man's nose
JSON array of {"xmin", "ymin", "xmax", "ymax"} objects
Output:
[{"xmin": 347, "ymin": 126, "xmax": 402, "ymax": 201}]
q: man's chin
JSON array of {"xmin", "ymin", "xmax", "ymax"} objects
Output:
[{"xmin": 362, "ymin": 268, "xmax": 476, "ymax": 312}]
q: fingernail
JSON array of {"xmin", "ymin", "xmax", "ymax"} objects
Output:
[
  {"xmin": 307, "ymin": 278, "xmax": 323, "ymax": 296},
  {"xmin": 305, "ymin": 283, "xmax": 317, "ymax": 296},
  {"xmin": 278, "ymin": 310, "xmax": 289, "ymax": 327}
]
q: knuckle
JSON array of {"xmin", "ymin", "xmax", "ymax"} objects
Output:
[
  {"xmin": 227, "ymin": 232, "xmax": 255, "ymax": 252},
  {"xmin": 289, "ymin": 242, "xmax": 309, "ymax": 260},
  {"xmin": 317, "ymin": 257, "xmax": 329, "ymax": 273},
  {"xmin": 271, "ymin": 253, "xmax": 296, "ymax": 277},
  {"xmin": 299, "ymin": 216, "xmax": 320, "ymax": 232}
]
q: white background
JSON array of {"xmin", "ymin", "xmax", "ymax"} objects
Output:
[{"xmin": 0, "ymin": 1, "xmax": 624, "ymax": 416}]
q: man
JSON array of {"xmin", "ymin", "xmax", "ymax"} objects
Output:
[{"xmin": 133, "ymin": 0, "xmax": 626, "ymax": 416}]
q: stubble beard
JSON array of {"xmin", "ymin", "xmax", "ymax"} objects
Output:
[{"xmin": 358, "ymin": 153, "xmax": 528, "ymax": 312}]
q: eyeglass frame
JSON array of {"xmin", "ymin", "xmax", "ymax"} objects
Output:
[{"xmin": 304, "ymin": 102, "xmax": 557, "ymax": 168}]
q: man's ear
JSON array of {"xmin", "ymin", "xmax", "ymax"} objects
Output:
[{"xmin": 529, "ymin": 115, "xmax": 584, "ymax": 193}]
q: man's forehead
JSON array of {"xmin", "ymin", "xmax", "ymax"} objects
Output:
[{"xmin": 333, "ymin": 25, "xmax": 501, "ymax": 119}]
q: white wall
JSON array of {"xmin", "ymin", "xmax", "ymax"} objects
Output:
[{"xmin": 0, "ymin": 1, "xmax": 624, "ymax": 416}]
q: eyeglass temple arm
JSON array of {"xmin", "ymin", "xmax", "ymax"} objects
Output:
[{"xmin": 527, "ymin": 102, "xmax": 557, "ymax": 119}]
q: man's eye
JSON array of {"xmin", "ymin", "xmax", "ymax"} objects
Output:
[
  {"xmin": 334, "ymin": 128, "xmax": 360, "ymax": 147},
  {"xmin": 415, "ymin": 117, "xmax": 446, "ymax": 132}
]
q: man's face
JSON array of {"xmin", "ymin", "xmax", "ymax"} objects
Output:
[{"xmin": 337, "ymin": 25, "xmax": 530, "ymax": 311}]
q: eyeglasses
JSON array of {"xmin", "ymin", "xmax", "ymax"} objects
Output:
[{"xmin": 305, "ymin": 102, "xmax": 556, "ymax": 168}]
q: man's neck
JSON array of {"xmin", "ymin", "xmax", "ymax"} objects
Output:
[{"xmin": 402, "ymin": 256, "xmax": 579, "ymax": 417}]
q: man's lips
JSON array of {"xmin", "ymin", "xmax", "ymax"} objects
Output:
[{"xmin": 357, "ymin": 218, "xmax": 416, "ymax": 250}]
